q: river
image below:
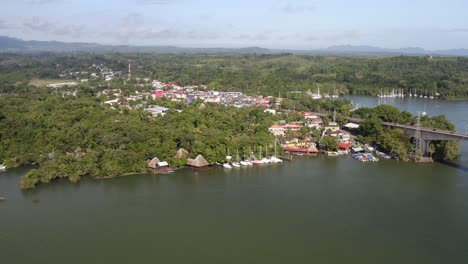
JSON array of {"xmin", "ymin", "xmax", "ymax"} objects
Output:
[{"xmin": 1, "ymin": 96, "xmax": 468, "ymax": 264}]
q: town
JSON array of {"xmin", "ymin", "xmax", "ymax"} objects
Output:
[{"xmin": 42, "ymin": 62, "xmax": 389, "ymax": 171}]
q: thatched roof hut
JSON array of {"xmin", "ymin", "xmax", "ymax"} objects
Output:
[
  {"xmin": 187, "ymin": 155, "xmax": 209, "ymax": 168},
  {"xmin": 148, "ymin": 157, "xmax": 161, "ymax": 169},
  {"xmin": 174, "ymin": 148, "xmax": 189, "ymax": 159},
  {"xmin": 308, "ymin": 144, "xmax": 318, "ymax": 153}
]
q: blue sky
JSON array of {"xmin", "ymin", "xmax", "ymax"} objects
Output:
[{"xmin": 1, "ymin": 0, "xmax": 467, "ymax": 49}]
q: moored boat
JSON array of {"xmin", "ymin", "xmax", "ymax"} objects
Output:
[
  {"xmin": 240, "ymin": 161, "xmax": 250, "ymax": 166},
  {"xmin": 375, "ymin": 151, "xmax": 391, "ymax": 159},
  {"xmin": 270, "ymin": 156, "xmax": 283, "ymax": 163},
  {"xmin": 252, "ymin": 159, "xmax": 264, "ymax": 166}
]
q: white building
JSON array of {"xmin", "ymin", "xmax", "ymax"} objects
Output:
[
  {"xmin": 145, "ymin": 106, "xmax": 169, "ymax": 117},
  {"xmin": 47, "ymin": 82, "xmax": 79, "ymax": 88}
]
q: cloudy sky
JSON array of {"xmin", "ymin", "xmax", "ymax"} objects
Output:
[{"xmin": 1, "ymin": 0, "xmax": 467, "ymax": 50}]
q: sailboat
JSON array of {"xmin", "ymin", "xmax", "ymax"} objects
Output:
[
  {"xmin": 223, "ymin": 149, "xmax": 232, "ymax": 168},
  {"xmin": 232, "ymin": 149, "xmax": 241, "ymax": 168},
  {"xmin": 310, "ymin": 86, "xmax": 322, "ymax": 100},
  {"xmin": 331, "ymin": 88, "xmax": 339, "ymax": 98},
  {"xmin": 241, "ymin": 147, "xmax": 253, "ymax": 166},
  {"xmin": 261, "ymin": 145, "xmax": 272, "ymax": 164},
  {"xmin": 253, "ymin": 146, "xmax": 264, "ymax": 165},
  {"xmin": 270, "ymin": 139, "xmax": 283, "ymax": 163}
]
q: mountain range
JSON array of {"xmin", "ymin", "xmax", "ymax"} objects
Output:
[{"xmin": 1, "ymin": 36, "xmax": 467, "ymax": 56}]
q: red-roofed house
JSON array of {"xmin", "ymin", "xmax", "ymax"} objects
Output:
[{"xmin": 284, "ymin": 123, "xmax": 302, "ymax": 131}]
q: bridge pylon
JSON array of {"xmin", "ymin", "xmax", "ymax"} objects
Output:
[{"xmin": 412, "ymin": 112, "xmax": 423, "ymax": 159}]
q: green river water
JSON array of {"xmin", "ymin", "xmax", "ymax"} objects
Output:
[{"xmin": 1, "ymin": 96, "xmax": 468, "ymax": 263}]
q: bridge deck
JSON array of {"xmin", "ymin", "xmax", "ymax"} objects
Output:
[{"xmin": 312, "ymin": 113, "xmax": 468, "ymax": 140}]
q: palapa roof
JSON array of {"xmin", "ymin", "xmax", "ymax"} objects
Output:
[
  {"xmin": 174, "ymin": 148, "xmax": 189, "ymax": 159},
  {"xmin": 157, "ymin": 161, "xmax": 169, "ymax": 167},
  {"xmin": 187, "ymin": 155, "xmax": 209, "ymax": 168},
  {"xmin": 307, "ymin": 144, "xmax": 318, "ymax": 153},
  {"xmin": 148, "ymin": 157, "xmax": 161, "ymax": 168}
]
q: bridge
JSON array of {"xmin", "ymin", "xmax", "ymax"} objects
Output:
[{"xmin": 313, "ymin": 112, "xmax": 468, "ymax": 156}]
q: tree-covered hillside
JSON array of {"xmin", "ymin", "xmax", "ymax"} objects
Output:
[{"xmin": 1, "ymin": 53, "xmax": 468, "ymax": 99}]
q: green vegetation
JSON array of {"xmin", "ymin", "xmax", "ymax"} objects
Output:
[
  {"xmin": 320, "ymin": 136, "xmax": 340, "ymax": 151},
  {"xmin": 351, "ymin": 105, "xmax": 460, "ymax": 161},
  {"xmin": 0, "ymin": 53, "xmax": 464, "ymax": 189},
  {"xmin": 1, "ymin": 53, "xmax": 468, "ymax": 99},
  {"xmin": 0, "ymin": 91, "xmax": 278, "ymax": 189}
]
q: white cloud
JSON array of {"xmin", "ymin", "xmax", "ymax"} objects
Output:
[
  {"xmin": 324, "ymin": 30, "xmax": 361, "ymax": 42},
  {"xmin": 23, "ymin": 17, "xmax": 52, "ymax": 31},
  {"xmin": 235, "ymin": 31, "xmax": 273, "ymax": 41},
  {"xmin": 22, "ymin": 17, "xmax": 87, "ymax": 38},
  {"xmin": 0, "ymin": 19, "xmax": 9, "ymax": 29},
  {"xmin": 53, "ymin": 24, "xmax": 85, "ymax": 37}
]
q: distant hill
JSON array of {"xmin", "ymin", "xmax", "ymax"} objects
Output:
[
  {"xmin": 322, "ymin": 44, "xmax": 468, "ymax": 56},
  {"xmin": 0, "ymin": 36, "xmax": 467, "ymax": 56}
]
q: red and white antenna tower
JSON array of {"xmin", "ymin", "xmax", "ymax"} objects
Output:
[{"xmin": 127, "ymin": 59, "xmax": 132, "ymax": 81}]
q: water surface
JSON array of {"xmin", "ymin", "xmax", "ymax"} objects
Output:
[{"xmin": 1, "ymin": 96, "xmax": 468, "ymax": 264}]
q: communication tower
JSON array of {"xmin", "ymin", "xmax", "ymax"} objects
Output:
[{"xmin": 127, "ymin": 60, "xmax": 132, "ymax": 81}]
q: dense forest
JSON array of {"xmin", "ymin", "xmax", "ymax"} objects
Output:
[
  {"xmin": 0, "ymin": 90, "xmax": 283, "ymax": 189},
  {"xmin": 1, "ymin": 53, "xmax": 468, "ymax": 99}
]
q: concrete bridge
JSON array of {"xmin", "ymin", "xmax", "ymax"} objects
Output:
[
  {"xmin": 345, "ymin": 117, "xmax": 468, "ymax": 140},
  {"xmin": 352, "ymin": 117, "xmax": 468, "ymax": 155},
  {"xmin": 314, "ymin": 112, "xmax": 468, "ymax": 155}
]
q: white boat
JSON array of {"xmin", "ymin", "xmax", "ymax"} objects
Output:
[
  {"xmin": 232, "ymin": 149, "xmax": 241, "ymax": 168},
  {"xmin": 270, "ymin": 138, "xmax": 283, "ymax": 163},
  {"xmin": 261, "ymin": 157, "xmax": 272, "ymax": 164},
  {"xmin": 270, "ymin": 157, "xmax": 283, "ymax": 163},
  {"xmin": 240, "ymin": 161, "xmax": 250, "ymax": 166},
  {"xmin": 309, "ymin": 86, "xmax": 322, "ymax": 100},
  {"xmin": 223, "ymin": 163, "xmax": 232, "ymax": 169},
  {"xmin": 253, "ymin": 146, "xmax": 266, "ymax": 165},
  {"xmin": 0, "ymin": 164, "xmax": 6, "ymax": 171}
]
